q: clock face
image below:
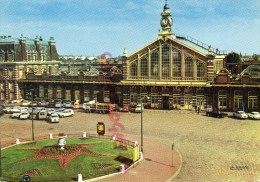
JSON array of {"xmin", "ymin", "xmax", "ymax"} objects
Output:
[{"xmin": 161, "ymin": 18, "xmax": 168, "ymax": 27}]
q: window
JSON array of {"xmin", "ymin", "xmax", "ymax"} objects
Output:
[
  {"xmin": 84, "ymin": 90, "xmax": 90, "ymax": 101},
  {"xmin": 129, "ymin": 61, "xmax": 137, "ymax": 79},
  {"xmin": 197, "ymin": 60, "xmax": 206, "ymax": 80},
  {"xmin": 140, "ymin": 56, "xmax": 148, "ymax": 79},
  {"xmin": 218, "ymin": 90, "xmax": 227, "ymax": 109},
  {"xmin": 56, "ymin": 89, "xmax": 62, "ymax": 99},
  {"xmin": 39, "ymin": 86, "xmax": 44, "ymax": 98},
  {"xmin": 172, "ymin": 48, "xmax": 181, "ymax": 80},
  {"xmin": 248, "ymin": 91, "xmax": 258, "ymax": 110},
  {"xmin": 196, "ymin": 95, "xmax": 204, "ymax": 107},
  {"xmin": 151, "ymin": 49, "xmax": 159, "ymax": 79},
  {"xmin": 234, "ymin": 90, "xmax": 243, "ymax": 110},
  {"xmin": 48, "ymin": 88, "xmax": 53, "ymax": 99},
  {"xmin": 65, "ymin": 90, "xmax": 71, "ymax": 100},
  {"xmin": 161, "ymin": 44, "xmax": 170, "ymax": 80},
  {"xmin": 185, "ymin": 56, "xmax": 193, "ymax": 80}
]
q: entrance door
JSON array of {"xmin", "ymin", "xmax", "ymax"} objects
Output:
[{"xmin": 162, "ymin": 96, "xmax": 169, "ymax": 110}]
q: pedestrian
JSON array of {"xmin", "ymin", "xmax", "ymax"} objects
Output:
[{"xmin": 197, "ymin": 106, "xmax": 200, "ymax": 114}]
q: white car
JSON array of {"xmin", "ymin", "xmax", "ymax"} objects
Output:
[
  {"xmin": 48, "ymin": 114, "xmax": 60, "ymax": 123},
  {"xmin": 135, "ymin": 104, "xmax": 144, "ymax": 113},
  {"xmin": 57, "ymin": 109, "xmax": 74, "ymax": 117},
  {"xmin": 10, "ymin": 106, "xmax": 21, "ymax": 113},
  {"xmin": 19, "ymin": 112, "xmax": 30, "ymax": 120},
  {"xmin": 11, "ymin": 112, "xmax": 21, "ymax": 118},
  {"xmin": 247, "ymin": 112, "xmax": 260, "ymax": 120},
  {"xmin": 233, "ymin": 111, "xmax": 248, "ymax": 119}
]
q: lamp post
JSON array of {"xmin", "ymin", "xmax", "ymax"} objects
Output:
[
  {"xmin": 140, "ymin": 96, "xmax": 149, "ymax": 153},
  {"xmin": 28, "ymin": 91, "xmax": 35, "ymax": 141}
]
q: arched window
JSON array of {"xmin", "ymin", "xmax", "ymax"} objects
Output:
[
  {"xmin": 248, "ymin": 91, "xmax": 258, "ymax": 110},
  {"xmin": 172, "ymin": 48, "xmax": 181, "ymax": 80},
  {"xmin": 161, "ymin": 44, "xmax": 170, "ymax": 80},
  {"xmin": 151, "ymin": 48, "xmax": 159, "ymax": 79},
  {"xmin": 129, "ymin": 61, "xmax": 137, "ymax": 79},
  {"xmin": 185, "ymin": 56, "xmax": 193, "ymax": 80},
  {"xmin": 197, "ymin": 60, "xmax": 206, "ymax": 80},
  {"xmin": 234, "ymin": 90, "xmax": 243, "ymax": 110},
  {"xmin": 140, "ymin": 56, "xmax": 148, "ymax": 79}
]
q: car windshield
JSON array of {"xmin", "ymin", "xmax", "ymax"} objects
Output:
[{"xmin": 252, "ymin": 112, "xmax": 259, "ymax": 115}]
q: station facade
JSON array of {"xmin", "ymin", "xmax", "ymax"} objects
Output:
[{"xmin": 0, "ymin": 2, "xmax": 259, "ymax": 111}]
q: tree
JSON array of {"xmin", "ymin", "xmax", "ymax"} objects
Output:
[
  {"xmin": 225, "ymin": 52, "xmax": 241, "ymax": 74},
  {"xmin": 252, "ymin": 54, "xmax": 259, "ymax": 62},
  {"xmin": 225, "ymin": 52, "xmax": 241, "ymax": 64}
]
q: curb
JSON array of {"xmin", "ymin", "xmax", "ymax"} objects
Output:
[
  {"xmin": 84, "ymin": 152, "xmax": 144, "ymax": 182},
  {"xmin": 165, "ymin": 147, "xmax": 183, "ymax": 182}
]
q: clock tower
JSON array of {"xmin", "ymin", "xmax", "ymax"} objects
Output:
[{"xmin": 158, "ymin": 0, "xmax": 175, "ymax": 40}]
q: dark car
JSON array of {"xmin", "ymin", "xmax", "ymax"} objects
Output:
[
  {"xmin": 0, "ymin": 109, "xmax": 4, "ymax": 116},
  {"xmin": 206, "ymin": 110, "xmax": 227, "ymax": 118}
]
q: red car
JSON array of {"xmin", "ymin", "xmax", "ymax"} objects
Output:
[{"xmin": 119, "ymin": 105, "xmax": 132, "ymax": 112}]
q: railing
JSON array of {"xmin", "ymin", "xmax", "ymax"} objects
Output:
[{"xmin": 176, "ymin": 34, "xmax": 227, "ymax": 55}]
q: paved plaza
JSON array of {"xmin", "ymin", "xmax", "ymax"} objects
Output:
[{"xmin": 0, "ymin": 109, "xmax": 260, "ymax": 181}]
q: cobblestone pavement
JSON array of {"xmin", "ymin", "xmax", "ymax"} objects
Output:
[{"xmin": 0, "ymin": 109, "xmax": 260, "ymax": 181}]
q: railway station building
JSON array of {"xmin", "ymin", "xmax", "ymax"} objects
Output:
[{"xmin": 0, "ymin": 2, "xmax": 259, "ymax": 111}]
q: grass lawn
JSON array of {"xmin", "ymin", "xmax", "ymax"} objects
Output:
[{"xmin": 1, "ymin": 137, "xmax": 134, "ymax": 182}]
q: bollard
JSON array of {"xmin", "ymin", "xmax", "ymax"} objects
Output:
[
  {"xmin": 49, "ymin": 133, "xmax": 53, "ymax": 139},
  {"xmin": 16, "ymin": 138, "xmax": 20, "ymax": 144},
  {"xmin": 120, "ymin": 164, "xmax": 125, "ymax": 173},
  {"xmin": 83, "ymin": 132, "xmax": 87, "ymax": 138},
  {"xmin": 78, "ymin": 174, "xmax": 83, "ymax": 182}
]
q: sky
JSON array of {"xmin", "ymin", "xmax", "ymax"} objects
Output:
[{"xmin": 0, "ymin": 0, "xmax": 260, "ymax": 57}]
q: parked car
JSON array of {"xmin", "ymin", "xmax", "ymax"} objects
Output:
[
  {"xmin": 64, "ymin": 102, "xmax": 72, "ymax": 108},
  {"xmin": 119, "ymin": 105, "xmax": 132, "ymax": 112},
  {"xmin": 3, "ymin": 107, "xmax": 13, "ymax": 113},
  {"xmin": 48, "ymin": 114, "xmax": 60, "ymax": 123},
  {"xmin": 206, "ymin": 110, "xmax": 227, "ymax": 118},
  {"xmin": 29, "ymin": 101, "xmax": 38, "ymax": 107},
  {"xmin": 11, "ymin": 99, "xmax": 24, "ymax": 104},
  {"xmin": 55, "ymin": 102, "xmax": 63, "ymax": 108},
  {"xmin": 233, "ymin": 111, "xmax": 248, "ymax": 119},
  {"xmin": 0, "ymin": 109, "xmax": 4, "ymax": 116},
  {"xmin": 10, "ymin": 106, "xmax": 21, "ymax": 113},
  {"xmin": 56, "ymin": 109, "xmax": 74, "ymax": 118},
  {"xmin": 47, "ymin": 108, "xmax": 56, "ymax": 115},
  {"xmin": 135, "ymin": 104, "xmax": 144, "ymax": 113},
  {"xmin": 247, "ymin": 112, "xmax": 260, "ymax": 120},
  {"xmin": 19, "ymin": 112, "xmax": 30, "ymax": 120},
  {"xmin": 21, "ymin": 100, "xmax": 31, "ymax": 106},
  {"xmin": 11, "ymin": 112, "xmax": 21, "ymax": 118},
  {"xmin": 38, "ymin": 100, "xmax": 47, "ymax": 107}
]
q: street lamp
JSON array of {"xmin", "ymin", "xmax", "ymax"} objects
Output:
[
  {"xmin": 140, "ymin": 95, "xmax": 149, "ymax": 153},
  {"xmin": 28, "ymin": 91, "xmax": 35, "ymax": 141}
]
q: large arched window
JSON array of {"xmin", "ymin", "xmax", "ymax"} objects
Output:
[
  {"xmin": 172, "ymin": 48, "xmax": 181, "ymax": 80},
  {"xmin": 151, "ymin": 48, "xmax": 159, "ymax": 79},
  {"xmin": 197, "ymin": 60, "xmax": 206, "ymax": 80},
  {"xmin": 161, "ymin": 44, "xmax": 170, "ymax": 80},
  {"xmin": 185, "ymin": 56, "xmax": 193, "ymax": 80},
  {"xmin": 140, "ymin": 56, "xmax": 148, "ymax": 79},
  {"xmin": 129, "ymin": 61, "xmax": 137, "ymax": 79}
]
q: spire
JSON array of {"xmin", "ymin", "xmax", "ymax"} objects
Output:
[{"xmin": 158, "ymin": 0, "xmax": 175, "ymax": 40}]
